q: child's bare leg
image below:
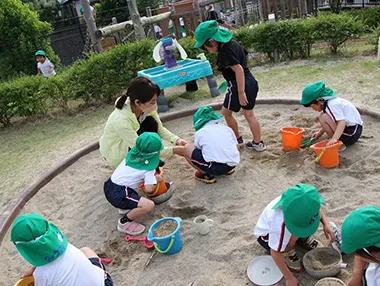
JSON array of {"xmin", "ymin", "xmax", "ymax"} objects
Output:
[
  {"xmin": 319, "ymin": 113, "xmax": 337, "ymax": 138},
  {"xmin": 80, "ymin": 247, "xmax": 99, "ymax": 259},
  {"xmin": 242, "ymin": 109, "xmax": 261, "ymax": 143},
  {"xmin": 126, "ymin": 197, "xmax": 154, "ymax": 220},
  {"xmin": 284, "ymin": 235, "xmax": 299, "ymax": 252},
  {"xmin": 222, "ymin": 107, "xmax": 240, "ymax": 138},
  {"xmin": 183, "ymin": 144, "xmax": 206, "ymax": 173}
]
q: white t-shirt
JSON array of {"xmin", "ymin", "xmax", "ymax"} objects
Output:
[
  {"xmin": 33, "ymin": 244, "xmax": 105, "ymax": 286},
  {"xmin": 325, "ymin": 97, "xmax": 363, "ymax": 127},
  {"xmin": 366, "ymin": 263, "xmax": 380, "ymax": 286},
  {"xmin": 111, "ymin": 160, "xmax": 157, "ymax": 189},
  {"xmin": 194, "ymin": 122, "xmax": 240, "ymax": 167},
  {"xmin": 254, "ymin": 196, "xmax": 292, "ymax": 252},
  {"xmin": 37, "ymin": 58, "xmax": 56, "ymax": 77}
]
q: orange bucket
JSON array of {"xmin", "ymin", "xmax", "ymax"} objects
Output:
[
  {"xmin": 140, "ymin": 170, "xmax": 167, "ymax": 197},
  {"xmin": 310, "ymin": 140, "xmax": 343, "ymax": 168},
  {"xmin": 281, "ymin": 127, "xmax": 305, "ymax": 151},
  {"xmin": 14, "ymin": 276, "xmax": 34, "ymax": 286}
]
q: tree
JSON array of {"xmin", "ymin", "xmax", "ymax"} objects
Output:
[{"xmin": 0, "ymin": 0, "xmax": 59, "ymax": 80}]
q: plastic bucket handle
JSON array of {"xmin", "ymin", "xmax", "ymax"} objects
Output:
[{"xmin": 154, "ymin": 235, "xmax": 175, "ymax": 254}]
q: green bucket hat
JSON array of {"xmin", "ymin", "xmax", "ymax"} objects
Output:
[
  {"xmin": 35, "ymin": 50, "xmax": 46, "ymax": 57},
  {"xmin": 340, "ymin": 206, "xmax": 380, "ymax": 254},
  {"xmin": 126, "ymin": 132, "xmax": 164, "ymax": 171},
  {"xmin": 193, "ymin": 106, "xmax": 223, "ymax": 131},
  {"xmin": 300, "ymin": 81, "xmax": 336, "ymax": 105},
  {"xmin": 194, "ymin": 20, "xmax": 233, "ymax": 49},
  {"xmin": 10, "ymin": 213, "xmax": 68, "ymax": 267},
  {"xmin": 273, "ymin": 184, "xmax": 325, "ymax": 238}
]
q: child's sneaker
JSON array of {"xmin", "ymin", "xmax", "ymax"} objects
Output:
[
  {"xmin": 237, "ymin": 136, "xmax": 244, "ymax": 145},
  {"xmin": 195, "ymin": 171, "xmax": 216, "ymax": 184},
  {"xmin": 282, "ymin": 248, "xmax": 302, "ymax": 272},
  {"xmin": 298, "ymin": 236, "xmax": 320, "ymax": 250},
  {"xmin": 118, "ymin": 209, "xmax": 130, "ymax": 215},
  {"xmin": 117, "ymin": 219, "xmax": 145, "ymax": 235},
  {"xmin": 225, "ymin": 168, "xmax": 235, "ymax": 175},
  {"xmin": 246, "ymin": 140, "xmax": 266, "ymax": 151}
]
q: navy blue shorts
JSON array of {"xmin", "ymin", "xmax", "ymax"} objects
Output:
[
  {"xmin": 339, "ymin": 124, "xmax": 362, "ymax": 146},
  {"xmin": 104, "ymin": 178, "xmax": 140, "ymax": 210},
  {"xmin": 223, "ymin": 73, "xmax": 259, "ymax": 112},
  {"xmin": 89, "ymin": 257, "xmax": 113, "ymax": 286},
  {"xmin": 191, "ymin": 148, "xmax": 235, "ymax": 176}
]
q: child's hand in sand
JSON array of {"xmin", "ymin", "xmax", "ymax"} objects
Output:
[
  {"xmin": 323, "ymin": 224, "xmax": 336, "ymax": 242},
  {"xmin": 285, "ymin": 275, "xmax": 299, "ymax": 286}
]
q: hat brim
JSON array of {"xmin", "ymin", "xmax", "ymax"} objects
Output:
[
  {"xmin": 194, "ymin": 29, "xmax": 233, "ymax": 49},
  {"xmin": 340, "ymin": 241, "xmax": 356, "ymax": 254},
  {"xmin": 285, "ymin": 212, "xmax": 321, "ymax": 238},
  {"xmin": 126, "ymin": 146, "xmax": 162, "ymax": 171},
  {"xmin": 300, "ymin": 98, "xmax": 312, "ymax": 105}
]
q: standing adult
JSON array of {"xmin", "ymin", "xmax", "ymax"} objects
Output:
[{"xmin": 99, "ymin": 77, "xmax": 187, "ymax": 168}]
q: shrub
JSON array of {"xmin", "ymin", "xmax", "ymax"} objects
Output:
[
  {"xmin": 347, "ymin": 7, "xmax": 380, "ymax": 29},
  {"xmin": 368, "ymin": 26, "xmax": 380, "ymax": 51},
  {"xmin": 313, "ymin": 13, "xmax": 367, "ymax": 53},
  {"xmin": 0, "ymin": 76, "xmax": 47, "ymax": 126}
]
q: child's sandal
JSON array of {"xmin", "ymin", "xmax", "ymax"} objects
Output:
[{"xmin": 195, "ymin": 171, "xmax": 216, "ymax": 184}]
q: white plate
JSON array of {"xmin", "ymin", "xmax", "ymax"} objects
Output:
[{"xmin": 247, "ymin": 255, "xmax": 283, "ymax": 285}]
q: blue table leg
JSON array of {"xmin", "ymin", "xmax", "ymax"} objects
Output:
[
  {"xmin": 157, "ymin": 90, "xmax": 169, "ymax": 113},
  {"xmin": 206, "ymin": 75, "xmax": 220, "ymax": 98}
]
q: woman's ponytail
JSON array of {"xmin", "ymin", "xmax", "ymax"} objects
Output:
[{"xmin": 115, "ymin": 94, "xmax": 127, "ymax": 109}]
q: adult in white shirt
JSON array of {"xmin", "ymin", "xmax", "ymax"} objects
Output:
[
  {"xmin": 183, "ymin": 106, "xmax": 240, "ymax": 184},
  {"xmin": 10, "ymin": 213, "xmax": 113, "ymax": 286},
  {"xmin": 340, "ymin": 206, "xmax": 380, "ymax": 286},
  {"xmin": 35, "ymin": 50, "xmax": 56, "ymax": 77}
]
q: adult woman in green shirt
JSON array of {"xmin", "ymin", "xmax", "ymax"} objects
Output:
[{"xmin": 99, "ymin": 77, "xmax": 187, "ymax": 168}]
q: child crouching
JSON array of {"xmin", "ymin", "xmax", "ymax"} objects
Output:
[
  {"xmin": 301, "ymin": 81, "xmax": 363, "ymax": 147},
  {"xmin": 183, "ymin": 106, "xmax": 240, "ymax": 183},
  {"xmin": 104, "ymin": 132, "xmax": 165, "ymax": 235},
  {"xmin": 254, "ymin": 184, "xmax": 336, "ymax": 286}
]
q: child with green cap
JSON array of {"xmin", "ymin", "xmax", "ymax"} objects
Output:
[
  {"xmin": 300, "ymin": 81, "xmax": 363, "ymax": 147},
  {"xmin": 11, "ymin": 212, "xmax": 113, "ymax": 285},
  {"xmin": 183, "ymin": 106, "xmax": 240, "ymax": 183},
  {"xmin": 35, "ymin": 50, "xmax": 56, "ymax": 77},
  {"xmin": 254, "ymin": 184, "xmax": 336, "ymax": 286},
  {"xmin": 104, "ymin": 132, "xmax": 172, "ymax": 235},
  {"xmin": 340, "ymin": 206, "xmax": 380, "ymax": 286},
  {"xmin": 194, "ymin": 20, "xmax": 266, "ymax": 152}
]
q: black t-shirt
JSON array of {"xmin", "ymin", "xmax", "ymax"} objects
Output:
[{"xmin": 217, "ymin": 39, "xmax": 250, "ymax": 81}]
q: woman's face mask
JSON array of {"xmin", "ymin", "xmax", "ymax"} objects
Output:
[{"xmin": 139, "ymin": 96, "xmax": 157, "ymax": 114}]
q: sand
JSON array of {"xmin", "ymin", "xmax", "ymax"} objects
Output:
[
  {"xmin": 304, "ymin": 250, "xmax": 340, "ymax": 271},
  {"xmin": 1, "ymin": 104, "xmax": 380, "ymax": 286},
  {"xmin": 153, "ymin": 220, "xmax": 178, "ymax": 237}
]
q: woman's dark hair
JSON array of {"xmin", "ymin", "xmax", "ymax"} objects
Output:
[
  {"xmin": 115, "ymin": 77, "xmax": 160, "ymax": 109},
  {"xmin": 355, "ymin": 246, "xmax": 380, "ymax": 262}
]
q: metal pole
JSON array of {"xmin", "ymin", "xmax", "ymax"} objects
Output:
[
  {"xmin": 268, "ymin": 13, "xmax": 279, "ymax": 62},
  {"xmin": 146, "ymin": 7, "xmax": 157, "ymax": 40},
  {"xmin": 377, "ymin": 36, "xmax": 380, "ymax": 61},
  {"xmin": 80, "ymin": 0, "xmax": 102, "ymax": 53}
]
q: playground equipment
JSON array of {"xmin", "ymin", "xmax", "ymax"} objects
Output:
[{"xmin": 138, "ymin": 37, "xmax": 220, "ymax": 112}]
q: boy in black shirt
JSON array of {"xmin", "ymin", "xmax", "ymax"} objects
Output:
[{"xmin": 194, "ymin": 20, "xmax": 265, "ymax": 151}]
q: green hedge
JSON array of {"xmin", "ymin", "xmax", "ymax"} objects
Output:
[
  {"xmin": 347, "ymin": 7, "xmax": 380, "ymax": 29},
  {"xmin": 233, "ymin": 14, "xmax": 366, "ymax": 57}
]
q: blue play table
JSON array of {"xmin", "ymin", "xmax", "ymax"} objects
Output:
[{"xmin": 137, "ymin": 59, "xmax": 220, "ymax": 112}]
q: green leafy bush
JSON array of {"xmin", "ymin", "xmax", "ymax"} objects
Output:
[
  {"xmin": 0, "ymin": 76, "xmax": 47, "ymax": 126},
  {"xmin": 369, "ymin": 26, "xmax": 380, "ymax": 51},
  {"xmin": 348, "ymin": 7, "xmax": 380, "ymax": 29},
  {"xmin": 313, "ymin": 13, "xmax": 367, "ymax": 53}
]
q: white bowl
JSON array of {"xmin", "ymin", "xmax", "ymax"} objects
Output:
[
  {"xmin": 315, "ymin": 277, "xmax": 346, "ymax": 286},
  {"xmin": 247, "ymin": 255, "xmax": 283, "ymax": 285}
]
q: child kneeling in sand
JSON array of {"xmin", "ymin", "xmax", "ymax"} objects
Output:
[
  {"xmin": 183, "ymin": 106, "xmax": 240, "ymax": 183},
  {"xmin": 104, "ymin": 132, "xmax": 167, "ymax": 235},
  {"xmin": 300, "ymin": 81, "xmax": 363, "ymax": 148},
  {"xmin": 11, "ymin": 213, "xmax": 113, "ymax": 286},
  {"xmin": 254, "ymin": 184, "xmax": 336, "ymax": 286},
  {"xmin": 340, "ymin": 206, "xmax": 380, "ymax": 286}
]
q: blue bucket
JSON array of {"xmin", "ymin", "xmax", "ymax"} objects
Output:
[{"xmin": 147, "ymin": 217, "xmax": 182, "ymax": 255}]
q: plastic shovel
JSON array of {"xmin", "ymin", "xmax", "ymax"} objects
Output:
[
  {"xmin": 125, "ymin": 235, "xmax": 154, "ymax": 249},
  {"xmin": 301, "ymin": 138, "xmax": 315, "ymax": 148},
  {"xmin": 218, "ymin": 81, "xmax": 228, "ymax": 94}
]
